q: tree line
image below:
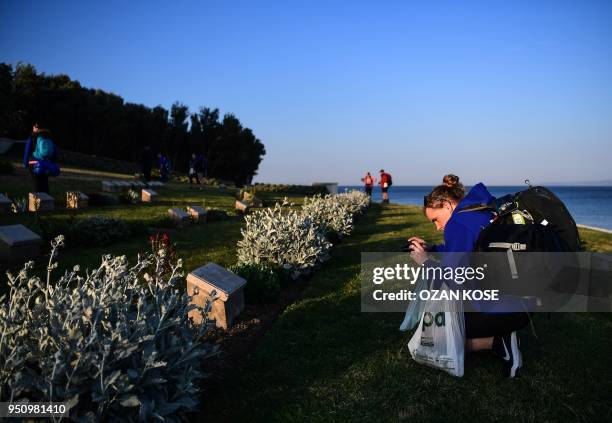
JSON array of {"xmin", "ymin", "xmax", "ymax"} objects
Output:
[{"xmin": 0, "ymin": 62, "xmax": 266, "ymax": 185}]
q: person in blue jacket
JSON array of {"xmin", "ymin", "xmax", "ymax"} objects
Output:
[
  {"xmin": 408, "ymin": 174, "xmax": 528, "ymax": 378},
  {"xmin": 157, "ymin": 153, "xmax": 170, "ymax": 182},
  {"xmin": 23, "ymin": 123, "xmax": 57, "ymax": 194}
]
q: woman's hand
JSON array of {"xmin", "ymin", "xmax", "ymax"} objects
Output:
[
  {"xmin": 408, "ymin": 237, "xmax": 428, "ymax": 265},
  {"xmin": 407, "ymin": 236, "xmax": 428, "ymax": 250},
  {"xmin": 410, "ymin": 242, "xmax": 428, "ymax": 265}
]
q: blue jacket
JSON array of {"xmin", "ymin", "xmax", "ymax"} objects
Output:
[
  {"xmin": 23, "ymin": 135, "xmax": 58, "ymax": 168},
  {"xmin": 441, "ymin": 182, "xmax": 494, "ymax": 253},
  {"xmin": 424, "ymin": 183, "xmax": 495, "ymax": 310},
  {"xmin": 426, "ymin": 183, "xmax": 527, "ymax": 312},
  {"xmin": 23, "ymin": 135, "xmax": 35, "ymax": 168}
]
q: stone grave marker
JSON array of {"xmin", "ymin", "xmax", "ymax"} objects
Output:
[
  {"xmin": 66, "ymin": 191, "xmax": 89, "ymax": 209},
  {"xmin": 186, "ymin": 263, "xmax": 246, "ymax": 329},
  {"xmin": 168, "ymin": 208, "xmax": 190, "ymax": 226},
  {"xmin": 102, "ymin": 180, "xmax": 120, "ymax": 192},
  {"xmin": 0, "ymin": 194, "xmax": 11, "ymax": 215},
  {"xmin": 28, "ymin": 192, "xmax": 54, "ymax": 212},
  {"xmin": 187, "ymin": 206, "xmax": 207, "ymax": 223},
  {"xmin": 250, "ymin": 196, "xmax": 263, "ymax": 208},
  {"xmin": 0, "ymin": 224, "xmax": 42, "ymax": 261},
  {"xmin": 235, "ymin": 200, "xmax": 249, "ymax": 213},
  {"xmin": 141, "ymin": 189, "xmax": 158, "ymax": 203}
]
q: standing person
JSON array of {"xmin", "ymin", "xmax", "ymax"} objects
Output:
[
  {"xmin": 379, "ymin": 169, "xmax": 392, "ymax": 203},
  {"xmin": 188, "ymin": 153, "xmax": 201, "ymax": 188},
  {"xmin": 361, "ymin": 172, "xmax": 376, "ymax": 196},
  {"xmin": 157, "ymin": 153, "xmax": 170, "ymax": 182},
  {"xmin": 407, "ymin": 174, "xmax": 529, "ymax": 378},
  {"xmin": 23, "ymin": 123, "xmax": 59, "ymax": 194},
  {"xmin": 141, "ymin": 145, "xmax": 153, "ymax": 182}
]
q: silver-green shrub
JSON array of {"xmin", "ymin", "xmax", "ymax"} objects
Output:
[
  {"xmin": 237, "ymin": 200, "xmax": 332, "ymax": 279},
  {"xmin": 336, "ymin": 190, "xmax": 370, "ymax": 215},
  {"xmin": 302, "ymin": 194, "xmax": 354, "ymax": 238},
  {"xmin": 237, "ymin": 192, "xmax": 369, "ymax": 279},
  {"xmin": 0, "ymin": 236, "xmax": 216, "ymax": 422}
]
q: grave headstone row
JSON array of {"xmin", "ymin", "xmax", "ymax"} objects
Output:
[
  {"xmin": 168, "ymin": 206, "xmax": 208, "ymax": 225},
  {"xmin": 102, "ymin": 180, "xmax": 149, "ymax": 193}
]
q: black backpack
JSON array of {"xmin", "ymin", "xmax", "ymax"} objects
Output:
[
  {"xmin": 460, "ymin": 185, "xmax": 580, "ymax": 252},
  {"xmin": 387, "ymin": 174, "xmax": 393, "ymax": 187},
  {"xmin": 460, "ymin": 185, "xmax": 581, "ymax": 310}
]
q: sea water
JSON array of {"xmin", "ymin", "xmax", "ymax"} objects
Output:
[{"xmin": 339, "ymin": 185, "xmax": 612, "ymax": 230}]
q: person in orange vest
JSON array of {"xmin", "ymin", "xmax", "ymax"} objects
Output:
[
  {"xmin": 379, "ymin": 169, "xmax": 392, "ymax": 203},
  {"xmin": 361, "ymin": 171, "xmax": 376, "ymax": 196}
]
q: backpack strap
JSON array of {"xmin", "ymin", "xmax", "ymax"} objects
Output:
[{"xmin": 457, "ymin": 203, "xmax": 495, "ymax": 213}]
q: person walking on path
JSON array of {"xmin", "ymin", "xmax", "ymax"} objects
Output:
[
  {"xmin": 157, "ymin": 153, "xmax": 170, "ymax": 182},
  {"xmin": 23, "ymin": 123, "xmax": 59, "ymax": 194},
  {"xmin": 361, "ymin": 172, "xmax": 376, "ymax": 196},
  {"xmin": 379, "ymin": 169, "xmax": 392, "ymax": 203},
  {"xmin": 188, "ymin": 153, "xmax": 201, "ymax": 188}
]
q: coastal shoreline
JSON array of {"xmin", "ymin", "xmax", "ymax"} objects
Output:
[
  {"xmin": 577, "ymin": 224, "xmax": 612, "ymax": 234},
  {"xmin": 377, "ymin": 201, "xmax": 612, "ymax": 234}
]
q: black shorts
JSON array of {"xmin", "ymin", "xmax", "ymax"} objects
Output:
[
  {"xmin": 465, "ymin": 312, "xmax": 529, "ymax": 339},
  {"xmin": 381, "ymin": 187, "xmax": 389, "ymax": 193}
]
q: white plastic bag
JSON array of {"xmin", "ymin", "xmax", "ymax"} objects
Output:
[
  {"xmin": 407, "ymin": 284, "xmax": 465, "ymax": 377},
  {"xmin": 399, "ymin": 276, "xmax": 429, "ymax": 331}
]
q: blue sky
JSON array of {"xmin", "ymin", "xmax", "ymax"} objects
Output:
[{"xmin": 1, "ymin": 0, "xmax": 611, "ymax": 185}]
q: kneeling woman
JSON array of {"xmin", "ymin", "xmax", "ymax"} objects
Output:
[{"xmin": 408, "ymin": 174, "xmax": 528, "ymax": 378}]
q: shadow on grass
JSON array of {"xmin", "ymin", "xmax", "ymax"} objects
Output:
[{"xmin": 200, "ymin": 203, "xmax": 612, "ymax": 422}]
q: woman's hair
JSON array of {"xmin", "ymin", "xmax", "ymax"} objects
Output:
[{"xmin": 424, "ymin": 174, "xmax": 465, "ymax": 209}]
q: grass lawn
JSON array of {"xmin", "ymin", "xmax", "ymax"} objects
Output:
[
  {"xmin": 200, "ymin": 203, "xmax": 612, "ymax": 422},
  {"xmin": 2, "ymin": 166, "xmax": 612, "ymax": 421},
  {"xmin": 0, "ymin": 165, "xmax": 304, "ymax": 285}
]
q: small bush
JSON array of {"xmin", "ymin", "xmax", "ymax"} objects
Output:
[
  {"xmin": 250, "ymin": 183, "xmax": 328, "ymax": 196},
  {"xmin": 302, "ymin": 194, "xmax": 354, "ymax": 239},
  {"xmin": 70, "ymin": 216, "xmax": 130, "ymax": 246},
  {"xmin": 229, "ymin": 263, "xmax": 281, "ymax": 303},
  {"xmin": 0, "ymin": 160, "xmax": 14, "ymax": 175},
  {"xmin": 237, "ymin": 200, "xmax": 332, "ymax": 279},
  {"xmin": 0, "ymin": 237, "xmax": 216, "ymax": 421},
  {"xmin": 336, "ymin": 190, "xmax": 370, "ymax": 215}
]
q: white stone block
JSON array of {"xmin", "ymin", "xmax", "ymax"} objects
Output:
[
  {"xmin": 235, "ymin": 200, "xmax": 249, "ymax": 213},
  {"xmin": 187, "ymin": 206, "xmax": 207, "ymax": 223},
  {"xmin": 141, "ymin": 189, "xmax": 158, "ymax": 203},
  {"xmin": 186, "ymin": 263, "xmax": 246, "ymax": 329},
  {"xmin": 0, "ymin": 224, "xmax": 42, "ymax": 261},
  {"xmin": 28, "ymin": 192, "xmax": 54, "ymax": 212},
  {"xmin": 168, "ymin": 208, "xmax": 191, "ymax": 226},
  {"xmin": 102, "ymin": 181, "xmax": 119, "ymax": 192},
  {"xmin": 66, "ymin": 191, "xmax": 89, "ymax": 209}
]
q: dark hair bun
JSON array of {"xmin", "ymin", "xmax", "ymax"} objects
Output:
[{"xmin": 442, "ymin": 174, "xmax": 460, "ymax": 188}]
